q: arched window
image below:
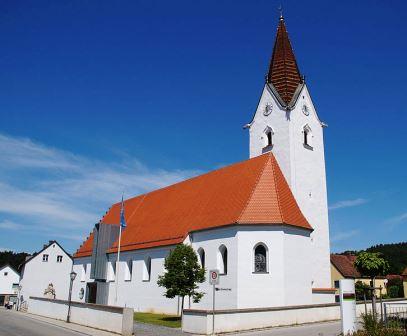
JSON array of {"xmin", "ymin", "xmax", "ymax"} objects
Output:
[
  {"xmin": 198, "ymin": 248, "xmax": 205, "ymax": 269},
  {"xmin": 254, "ymin": 244, "xmax": 268, "ymax": 273},
  {"xmin": 218, "ymin": 245, "xmax": 228, "ymax": 275},
  {"xmin": 263, "ymin": 127, "xmax": 274, "ymax": 148},
  {"xmin": 143, "ymin": 256, "xmax": 151, "ymax": 281},
  {"xmin": 303, "ymin": 125, "xmax": 312, "ymax": 148}
]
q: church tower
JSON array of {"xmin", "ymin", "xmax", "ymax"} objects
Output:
[{"xmin": 245, "ymin": 15, "xmax": 332, "ymax": 297}]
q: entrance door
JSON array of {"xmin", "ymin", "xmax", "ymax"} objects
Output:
[
  {"xmin": 0, "ymin": 295, "xmax": 4, "ymax": 306},
  {"xmin": 86, "ymin": 283, "xmax": 97, "ymax": 304}
]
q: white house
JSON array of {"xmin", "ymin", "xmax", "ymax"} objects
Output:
[
  {"xmin": 19, "ymin": 240, "xmax": 73, "ymax": 308},
  {"xmin": 71, "ymin": 14, "xmax": 334, "ymax": 315},
  {"xmin": 0, "ymin": 264, "xmax": 19, "ymax": 306}
]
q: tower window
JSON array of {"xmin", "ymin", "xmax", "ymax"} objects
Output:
[
  {"xmin": 303, "ymin": 125, "xmax": 313, "ymax": 149},
  {"xmin": 267, "ymin": 131, "xmax": 272, "ymax": 146},
  {"xmin": 263, "ymin": 127, "xmax": 274, "ymax": 149}
]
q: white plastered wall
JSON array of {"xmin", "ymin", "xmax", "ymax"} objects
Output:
[
  {"xmin": 0, "ymin": 265, "xmax": 19, "ymax": 295},
  {"xmin": 248, "ymin": 84, "xmax": 332, "ymax": 298},
  {"xmin": 19, "ymin": 243, "xmax": 73, "ymax": 305}
]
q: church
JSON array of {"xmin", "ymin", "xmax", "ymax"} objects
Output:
[{"xmin": 71, "ymin": 15, "xmax": 334, "ymax": 314}]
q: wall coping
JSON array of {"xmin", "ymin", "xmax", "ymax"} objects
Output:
[
  {"xmin": 29, "ymin": 296, "xmax": 125, "ymax": 314},
  {"xmin": 183, "ymin": 298, "xmax": 407, "ymax": 315}
]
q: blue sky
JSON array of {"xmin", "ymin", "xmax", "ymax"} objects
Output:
[{"xmin": 0, "ymin": 1, "xmax": 406, "ymax": 254}]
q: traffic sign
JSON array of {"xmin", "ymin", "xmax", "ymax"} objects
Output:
[{"xmin": 209, "ymin": 269, "xmax": 219, "ymax": 285}]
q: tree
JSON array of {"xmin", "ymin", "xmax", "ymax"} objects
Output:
[
  {"xmin": 354, "ymin": 252, "xmax": 389, "ymax": 316},
  {"xmin": 157, "ymin": 244, "xmax": 205, "ymax": 316},
  {"xmin": 354, "ymin": 252, "xmax": 390, "ymax": 287}
]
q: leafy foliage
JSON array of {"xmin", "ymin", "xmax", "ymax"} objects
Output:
[
  {"xmin": 354, "ymin": 252, "xmax": 390, "ymax": 280},
  {"xmin": 355, "ymin": 280, "xmax": 372, "ymax": 300},
  {"xmin": 0, "ymin": 250, "xmax": 30, "ymax": 271},
  {"xmin": 342, "ymin": 242, "xmax": 407, "ymax": 275},
  {"xmin": 366, "ymin": 243, "xmax": 407, "ymax": 275},
  {"xmin": 349, "ymin": 313, "xmax": 405, "ymax": 336},
  {"xmin": 157, "ymin": 244, "xmax": 205, "ymax": 304}
]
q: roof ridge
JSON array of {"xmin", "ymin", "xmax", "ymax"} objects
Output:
[
  {"xmin": 269, "ymin": 154, "xmax": 284, "ymax": 222},
  {"xmin": 236, "ymin": 154, "xmax": 272, "ymax": 223}
]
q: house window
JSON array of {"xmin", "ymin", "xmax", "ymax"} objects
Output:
[
  {"xmin": 42, "ymin": 254, "xmax": 49, "ymax": 262},
  {"xmin": 4, "ymin": 272, "xmax": 8, "ymax": 276},
  {"xmin": 218, "ymin": 245, "xmax": 228, "ymax": 275},
  {"xmin": 303, "ymin": 125, "xmax": 312, "ymax": 148},
  {"xmin": 254, "ymin": 244, "xmax": 268, "ymax": 273},
  {"xmin": 143, "ymin": 257, "xmax": 151, "ymax": 281},
  {"xmin": 198, "ymin": 248, "xmax": 205, "ymax": 269},
  {"xmin": 124, "ymin": 260, "xmax": 133, "ymax": 281},
  {"xmin": 57, "ymin": 255, "xmax": 63, "ymax": 263},
  {"xmin": 334, "ymin": 280, "xmax": 340, "ymax": 289}
]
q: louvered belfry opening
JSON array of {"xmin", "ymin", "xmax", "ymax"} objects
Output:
[{"xmin": 267, "ymin": 17, "xmax": 302, "ymax": 105}]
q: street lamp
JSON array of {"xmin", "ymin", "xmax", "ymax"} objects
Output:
[
  {"xmin": 17, "ymin": 285, "xmax": 22, "ymax": 311},
  {"xmin": 67, "ymin": 270, "xmax": 77, "ymax": 323}
]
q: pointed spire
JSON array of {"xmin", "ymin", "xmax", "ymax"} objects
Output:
[{"xmin": 267, "ymin": 16, "xmax": 302, "ymax": 105}]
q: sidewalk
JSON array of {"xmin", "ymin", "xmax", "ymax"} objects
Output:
[{"xmin": 14, "ymin": 310, "xmax": 118, "ymax": 336}]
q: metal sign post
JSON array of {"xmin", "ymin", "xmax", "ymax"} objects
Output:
[{"xmin": 209, "ymin": 269, "xmax": 220, "ymax": 335}]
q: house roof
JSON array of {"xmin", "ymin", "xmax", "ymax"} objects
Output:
[
  {"xmin": 0, "ymin": 264, "xmax": 19, "ymax": 276},
  {"xmin": 267, "ymin": 16, "xmax": 302, "ymax": 105},
  {"xmin": 74, "ymin": 153, "xmax": 312, "ymax": 258},
  {"xmin": 330, "ymin": 254, "xmax": 361, "ymax": 278},
  {"xmin": 402, "ymin": 267, "xmax": 407, "ymax": 277},
  {"xmin": 19, "ymin": 240, "xmax": 72, "ymax": 271}
]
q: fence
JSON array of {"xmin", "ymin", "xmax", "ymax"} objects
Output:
[{"xmin": 384, "ymin": 302, "xmax": 407, "ymax": 331}]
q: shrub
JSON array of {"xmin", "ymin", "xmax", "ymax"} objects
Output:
[
  {"xmin": 387, "ymin": 285, "xmax": 400, "ymax": 298},
  {"xmin": 349, "ymin": 313, "xmax": 405, "ymax": 336},
  {"xmin": 356, "ymin": 281, "xmax": 373, "ymax": 300}
]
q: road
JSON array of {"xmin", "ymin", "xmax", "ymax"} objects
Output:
[
  {"xmin": 0, "ymin": 308, "xmax": 89, "ymax": 336},
  {"xmin": 134, "ymin": 320, "xmax": 342, "ymax": 336},
  {"xmin": 0, "ymin": 307, "xmax": 342, "ymax": 336}
]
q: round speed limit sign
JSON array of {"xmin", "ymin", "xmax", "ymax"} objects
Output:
[{"xmin": 209, "ymin": 269, "xmax": 220, "ymax": 285}]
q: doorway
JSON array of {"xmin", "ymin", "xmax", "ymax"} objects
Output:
[{"xmin": 86, "ymin": 283, "xmax": 97, "ymax": 304}]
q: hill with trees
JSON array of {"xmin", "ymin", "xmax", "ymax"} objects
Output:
[
  {"xmin": 341, "ymin": 242, "xmax": 407, "ymax": 274},
  {"xmin": 0, "ymin": 250, "xmax": 30, "ymax": 272}
]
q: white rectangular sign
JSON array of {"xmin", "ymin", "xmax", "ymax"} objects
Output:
[{"xmin": 209, "ymin": 269, "xmax": 219, "ymax": 285}]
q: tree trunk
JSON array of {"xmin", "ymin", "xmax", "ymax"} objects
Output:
[
  {"xmin": 181, "ymin": 296, "xmax": 185, "ymax": 319},
  {"xmin": 371, "ymin": 277, "xmax": 377, "ymax": 317}
]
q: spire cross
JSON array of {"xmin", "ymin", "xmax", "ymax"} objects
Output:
[{"xmin": 278, "ymin": 5, "xmax": 283, "ymax": 20}]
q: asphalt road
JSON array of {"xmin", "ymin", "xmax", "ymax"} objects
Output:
[
  {"xmin": 0, "ymin": 309, "xmax": 87, "ymax": 336},
  {"xmin": 0, "ymin": 307, "xmax": 342, "ymax": 336}
]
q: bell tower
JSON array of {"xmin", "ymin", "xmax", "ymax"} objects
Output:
[{"xmin": 245, "ymin": 15, "xmax": 332, "ymax": 299}]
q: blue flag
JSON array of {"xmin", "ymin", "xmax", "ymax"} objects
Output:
[{"xmin": 120, "ymin": 195, "xmax": 126, "ymax": 228}]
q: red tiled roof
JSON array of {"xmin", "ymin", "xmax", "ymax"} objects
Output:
[
  {"xmin": 267, "ymin": 17, "xmax": 302, "ymax": 104},
  {"xmin": 74, "ymin": 153, "xmax": 312, "ymax": 258},
  {"xmin": 330, "ymin": 254, "xmax": 361, "ymax": 278},
  {"xmin": 402, "ymin": 267, "xmax": 407, "ymax": 277}
]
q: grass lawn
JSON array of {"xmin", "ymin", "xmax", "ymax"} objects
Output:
[{"xmin": 134, "ymin": 312, "xmax": 182, "ymax": 328}]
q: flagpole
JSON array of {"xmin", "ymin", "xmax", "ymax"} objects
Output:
[
  {"xmin": 115, "ymin": 195, "xmax": 125, "ymax": 304},
  {"xmin": 115, "ymin": 223, "xmax": 122, "ymax": 304}
]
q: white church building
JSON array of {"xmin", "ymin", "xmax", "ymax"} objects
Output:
[{"xmin": 71, "ymin": 15, "xmax": 334, "ymax": 314}]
